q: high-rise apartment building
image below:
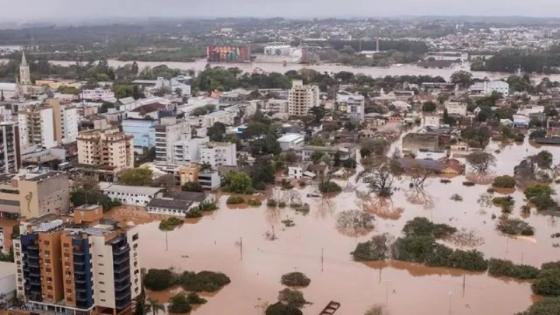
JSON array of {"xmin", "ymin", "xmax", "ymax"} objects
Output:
[
  {"xmin": 154, "ymin": 117, "xmax": 191, "ymax": 168},
  {"xmin": 0, "ymin": 122, "xmax": 21, "ymax": 174},
  {"xmin": 18, "ymin": 106, "xmax": 56, "ymax": 149},
  {"xmin": 45, "ymin": 99, "xmax": 79, "ymax": 145},
  {"xmin": 77, "ymin": 129, "xmax": 134, "ymax": 173},
  {"xmin": 288, "ymin": 80, "xmax": 319, "ymax": 117},
  {"xmin": 13, "ymin": 206, "xmax": 141, "ymax": 314}
]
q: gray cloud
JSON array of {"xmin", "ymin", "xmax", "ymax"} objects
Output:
[{"xmin": 1, "ymin": 0, "xmax": 560, "ymax": 20}]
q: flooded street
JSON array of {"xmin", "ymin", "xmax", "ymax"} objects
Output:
[{"xmin": 130, "ymin": 140, "xmax": 560, "ymax": 315}]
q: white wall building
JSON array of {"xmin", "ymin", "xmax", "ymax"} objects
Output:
[
  {"xmin": 99, "ymin": 182, "xmax": 162, "ymax": 206},
  {"xmin": 445, "ymin": 101, "xmax": 468, "ymax": 117},
  {"xmin": 336, "ymin": 92, "xmax": 365, "ymax": 122},
  {"xmin": 173, "ymin": 137, "xmax": 209, "ymax": 164},
  {"xmin": 200, "ymin": 142, "xmax": 237, "ymax": 168},
  {"xmin": 277, "ymin": 133, "xmax": 305, "ymax": 151},
  {"xmin": 81, "ymin": 88, "xmax": 116, "ymax": 102},
  {"xmin": 469, "ymin": 81, "xmax": 510, "ymax": 96}
]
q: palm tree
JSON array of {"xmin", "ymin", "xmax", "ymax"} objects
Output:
[{"xmin": 146, "ymin": 298, "xmax": 165, "ymax": 315}]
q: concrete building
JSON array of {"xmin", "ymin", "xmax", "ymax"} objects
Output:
[
  {"xmin": 288, "ymin": 80, "xmax": 319, "ymax": 116},
  {"xmin": 277, "ymin": 133, "xmax": 305, "ymax": 151},
  {"xmin": 98, "ymin": 182, "xmax": 161, "ymax": 207},
  {"xmin": 77, "ymin": 129, "xmax": 134, "ymax": 173},
  {"xmin": 336, "ymin": 92, "xmax": 365, "ymax": 122},
  {"xmin": 173, "ymin": 137, "xmax": 209, "ymax": 165},
  {"xmin": 0, "ymin": 261, "xmax": 16, "ymax": 304},
  {"xmin": 402, "ymin": 133, "xmax": 443, "ymax": 155},
  {"xmin": 13, "ymin": 209, "xmax": 141, "ymax": 314},
  {"xmin": 469, "ymin": 81, "xmax": 510, "ymax": 96},
  {"xmin": 264, "ymin": 99, "xmax": 289, "ymax": 114},
  {"xmin": 17, "ymin": 171, "xmax": 70, "ymax": 219},
  {"xmin": 122, "ymin": 119, "xmax": 157, "ymax": 150},
  {"xmin": 147, "ymin": 191, "xmax": 210, "ymax": 216},
  {"xmin": 0, "ymin": 122, "xmax": 21, "ymax": 174},
  {"xmin": 80, "ymin": 88, "xmax": 116, "ymax": 102},
  {"xmin": 45, "ymin": 99, "xmax": 79, "ymax": 145},
  {"xmin": 18, "ymin": 106, "xmax": 56, "ymax": 149},
  {"xmin": 154, "ymin": 118, "xmax": 191, "ymax": 169},
  {"xmin": 200, "ymin": 142, "xmax": 237, "ymax": 168},
  {"xmin": 175, "ymin": 164, "xmax": 221, "ymax": 190},
  {"xmin": 445, "ymin": 101, "xmax": 468, "ymax": 117}
]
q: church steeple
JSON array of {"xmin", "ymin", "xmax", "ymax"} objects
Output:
[
  {"xmin": 19, "ymin": 50, "xmax": 31, "ymax": 86},
  {"xmin": 21, "ymin": 51, "xmax": 28, "ymax": 67}
]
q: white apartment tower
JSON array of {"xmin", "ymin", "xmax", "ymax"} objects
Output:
[
  {"xmin": 18, "ymin": 106, "xmax": 56, "ymax": 149},
  {"xmin": 288, "ymin": 80, "xmax": 320, "ymax": 116}
]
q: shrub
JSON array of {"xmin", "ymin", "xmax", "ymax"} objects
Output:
[
  {"xmin": 159, "ymin": 217, "xmax": 183, "ymax": 231},
  {"xmin": 278, "ymin": 201, "xmax": 287, "ymax": 208},
  {"xmin": 493, "ymin": 196, "xmax": 515, "ymax": 213},
  {"xmin": 493, "ymin": 175, "xmax": 516, "ymax": 189},
  {"xmin": 402, "ymin": 217, "xmax": 457, "ymax": 239},
  {"xmin": 143, "ymin": 269, "xmax": 176, "ymax": 291},
  {"xmin": 226, "ymin": 195, "xmax": 245, "ymax": 205},
  {"xmin": 352, "ymin": 234, "xmax": 390, "ymax": 261},
  {"xmin": 525, "ymin": 184, "xmax": 557, "ymax": 211},
  {"xmin": 447, "ymin": 249, "xmax": 488, "ymax": 271},
  {"xmin": 488, "ymin": 258, "xmax": 539, "ymax": 280},
  {"xmin": 278, "ymin": 288, "xmax": 307, "ymax": 308},
  {"xmin": 185, "ymin": 210, "xmax": 203, "ymax": 219},
  {"xmin": 517, "ymin": 298, "xmax": 560, "ymax": 315},
  {"xmin": 532, "ymin": 263, "xmax": 560, "ymax": 296},
  {"xmin": 265, "ymin": 302, "xmax": 303, "ymax": 315},
  {"xmin": 497, "ymin": 218, "xmax": 535, "ymax": 236},
  {"xmin": 168, "ymin": 293, "xmax": 191, "ymax": 314},
  {"xmin": 450, "ymin": 194, "xmax": 463, "ymax": 201},
  {"xmin": 247, "ymin": 199, "xmax": 262, "ymax": 207},
  {"xmin": 319, "ymin": 181, "xmax": 342, "ymax": 194},
  {"xmin": 281, "ymin": 272, "xmax": 311, "ymax": 287},
  {"xmin": 179, "ymin": 271, "xmax": 231, "ymax": 292},
  {"xmin": 267, "ymin": 199, "xmax": 278, "ymax": 207},
  {"xmin": 197, "ymin": 201, "xmax": 218, "ymax": 212},
  {"xmin": 186, "ymin": 292, "xmax": 207, "ymax": 305}
]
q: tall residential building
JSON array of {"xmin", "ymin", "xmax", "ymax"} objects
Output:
[
  {"xmin": 77, "ymin": 128, "xmax": 134, "ymax": 172},
  {"xmin": 18, "ymin": 106, "xmax": 56, "ymax": 149},
  {"xmin": 0, "ymin": 122, "xmax": 21, "ymax": 174},
  {"xmin": 288, "ymin": 80, "xmax": 319, "ymax": 116},
  {"xmin": 154, "ymin": 118, "xmax": 191, "ymax": 168},
  {"xmin": 13, "ymin": 207, "xmax": 141, "ymax": 314},
  {"xmin": 45, "ymin": 99, "xmax": 79, "ymax": 145},
  {"xmin": 200, "ymin": 142, "xmax": 237, "ymax": 168}
]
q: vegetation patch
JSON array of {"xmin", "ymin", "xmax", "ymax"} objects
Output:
[
  {"xmin": 493, "ymin": 175, "xmax": 516, "ymax": 189},
  {"xmin": 159, "ymin": 217, "xmax": 184, "ymax": 231},
  {"xmin": 497, "ymin": 218, "xmax": 535, "ymax": 236},
  {"xmin": 281, "ymin": 272, "xmax": 311, "ymax": 287},
  {"xmin": 226, "ymin": 195, "xmax": 245, "ymax": 205},
  {"xmin": 492, "ymin": 196, "xmax": 515, "ymax": 213},
  {"xmin": 488, "ymin": 258, "xmax": 539, "ymax": 280},
  {"xmin": 352, "ymin": 234, "xmax": 391, "ymax": 261}
]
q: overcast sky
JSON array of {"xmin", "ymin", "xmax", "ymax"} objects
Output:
[{"xmin": 2, "ymin": 0, "xmax": 560, "ymax": 21}]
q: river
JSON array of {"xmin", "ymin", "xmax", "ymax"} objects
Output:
[{"xmin": 46, "ymin": 58, "xmax": 560, "ymax": 82}]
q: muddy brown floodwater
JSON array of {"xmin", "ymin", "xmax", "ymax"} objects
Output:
[{"xmin": 132, "ymin": 139, "xmax": 560, "ymax": 315}]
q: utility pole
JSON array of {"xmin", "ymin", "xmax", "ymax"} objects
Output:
[
  {"xmin": 240, "ymin": 237, "xmax": 243, "ymax": 260},
  {"xmin": 321, "ymin": 248, "xmax": 324, "ymax": 272}
]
